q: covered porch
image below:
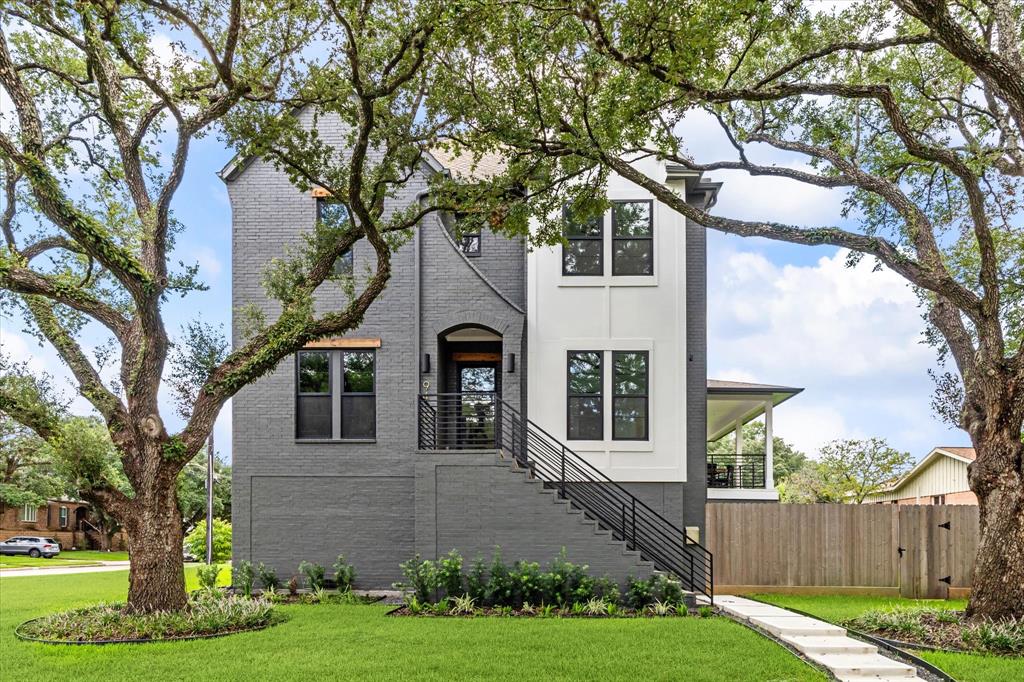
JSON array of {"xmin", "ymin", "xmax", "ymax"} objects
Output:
[{"xmin": 706, "ymin": 380, "xmax": 803, "ymax": 501}]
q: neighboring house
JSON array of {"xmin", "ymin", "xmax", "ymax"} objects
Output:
[
  {"xmin": 0, "ymin": 499, "xmax": 89, "ymax": 548},
  {"xmin": 863, "ymin": 447, "xmax": 978, "ymax": 505},
  {"xmin": 225, "ymin": 110, "xmax": 795, "ymax": 596}
]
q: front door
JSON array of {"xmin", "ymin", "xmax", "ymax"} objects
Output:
[{"xmin": 456, "ymin": 359, "xmax": 500, "ymax": 448}]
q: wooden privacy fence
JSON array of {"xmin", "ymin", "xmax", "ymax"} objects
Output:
[{"xmin": 706, "ymin": 503, "xmax": 979, "ymax": 598}]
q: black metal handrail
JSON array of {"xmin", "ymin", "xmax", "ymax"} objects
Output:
[
  {"xmin": 706, "ymin": 453, "xmax": 767, "ymax": 489},
  {"xmin": 417, "ymin": 393, "xmax": 713, "ymax": 601}
]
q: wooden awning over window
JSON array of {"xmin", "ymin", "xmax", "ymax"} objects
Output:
[{"xmin": 303, "ymin": 338, "xmax": 381, "ymax": 349}]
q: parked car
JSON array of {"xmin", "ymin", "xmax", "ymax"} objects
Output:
[{"xmin": 0, "ymin": 536, "xmax": 61, "ymax": 558}]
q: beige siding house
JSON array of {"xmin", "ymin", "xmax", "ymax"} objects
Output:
[{"xmin": 863, "ymin": 447, "xmax": 977, "ymax": 505}]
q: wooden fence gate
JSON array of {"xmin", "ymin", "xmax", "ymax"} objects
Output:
[
  {"xmin": 897, "ymin": 505, "xmax": 978, "ymax": 598},
  {"xmin": 706, "ymin": 503, "xmax": 979, "ymax": 596}
]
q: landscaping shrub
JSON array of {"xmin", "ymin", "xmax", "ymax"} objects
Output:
[
  {"xmin": 256, "ymin": 562, "xmax": 279, "ymax": 592},
  {"xmin": 233, "ymin": 560, "xmax": 255, "ymax": 597},
  {"xmin": 848, "ymin": 608, "xmax": 1024, "ymax": 656},
  {"xmin": 466, "ymin": 555, "xmax": 487, "ymax": 603},
  {"xmin": 437, "ymin": 550, "xmax": 464, "ymax": 600},
  {"xmin": 298, "ymin": 561, "xmax": 326, "ymax": 591},
  {"xmin": 393, "ymin": 548, "xmax": 696, "ymax": 617},
  {"xmin": 196, "ymin": 563, "xmax": 221, "ymax": 591},
  {"xmin": 287, "ymin": 576, "xmax": 299, "ymax": 596},
  {"xmin": 184, "ymin": 519, "xmax": 232, "ymax": 562},
  {"xmin": 332, "ymin": 555, "xmax": 356, "ymax": 593},
  {"xmin": 396, "ymin": 555, "xmax": 437, "ymax": 604},
  {"xmin": 18, "ymin": 592, "xmax": 276, "ymax": 643}
]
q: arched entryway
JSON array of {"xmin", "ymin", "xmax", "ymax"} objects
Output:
[{"xmin": 436, "ymin": 324, "xmax": 502, "ymax": 448}]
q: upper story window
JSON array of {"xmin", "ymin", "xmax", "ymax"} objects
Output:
[
  {"xmin": 612, "ymin": 201, "xmax": 653, "ymax": 276},
  {"xmin": 296, "ymin": 349, "xmax": 376, "ymax": 441},
  {"xmin": 459, "ymin": 232, "xmax": 481, "ymax": 257},
  {"xmin": 317, "ymin": 198, "xmax": 353, "ymax": 276},
  {"xmin": 20, "ymin": 504, "xmax": 37, "ymax": 523},
  {"xmin": 567, "ymin": 351, "xmax": 603, "ymax": 439},
  {"xmin": 562, "ymin": 207, "xmax": 603, "ymax": 276},
  {"xmin": 612, "ymin": 351, "xmax": 649, "ymax": 440}
]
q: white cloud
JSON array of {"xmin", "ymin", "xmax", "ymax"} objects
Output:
[
  {"xmin": 193, "ymin": 246, "xmax": 223, "ymax": 279},
  {"xmin": 708, "ymin": 246, "xmax": 959, "ymax": 456}
]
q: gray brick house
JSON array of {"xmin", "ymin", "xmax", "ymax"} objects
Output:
[{"xmin": 224, "ymin": 110, "xmax": 800, "ymax": 595}]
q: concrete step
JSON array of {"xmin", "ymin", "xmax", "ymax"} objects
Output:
[
  {"xmin": 747, "ymin": 614, "xmax": 847, "ymax": 637},
  {"xmin": 779, "ymin": 634, "xmax": 876, "ymax": 655},
  {"xmin": 805, "ymin": 653, "xmax": 916, "ymax": 679}
]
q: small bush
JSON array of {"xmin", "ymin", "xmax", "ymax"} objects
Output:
[
  {"xmin": 648, "ymin": 600, "xmax": 675, "ymax": 617},
  {"xmin": 541, "ymin": 549, "xmax": 589, "ymax": 606},
  {"xmin": 484, "ymin": 549, "xmax": 515, "ymax": 607},
  {"xmin": 396, "ymin": 555, "xmax": 437, "ymax": 604},
  {"xmin": 626, "ymin": 575, "xmax": 654, "ymax": 609},
  {"xmin": 449, "ymin": 595, "xmax": 476, "ymax": 615},
  {"xmin": 437, "ymin": 550, "xmax": 464, "ymax": 600},
  {"xmin": 256, "ymin": 563, "xmax": 279, "ymax": 592},
  {"xmin": 332, "ymin": 555, "xmax": 356, "ymax": 593},
  {"xmin": 593, "ymin": 576, "xmax": 621, "ymax": 605},
  {"xmin": 196, "ymin": 563, "xmax": 221, "ymax": 591},
  {"xmin": 233, "ymin": 560, "xmax": 255, "ymax": 597},
  {"xmin": 287, "ymin": 576, "xmax": 299, "ymax": 596},
  {"xmin": 698, "ymin": 605, "xmax": 714, "ymax": 618},
  {"xmin": 184, "ymin": 520, "xmax": 232, "ymax": 562},
  {"xmin": 512, "ymin": 560, "xmax": 543, "ymax": 607},
  {"xmin": 466, "ymin": 555, "xmax": 488, "ymax": 603},
  {"xmin": 298, "ymin": 561, "xmax": 325, "ymax": 591}
]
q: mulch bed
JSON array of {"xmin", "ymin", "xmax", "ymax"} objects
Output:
[
  {"xmin": 388, "ymin": 605, "xmax": 703, "ymax": 618},
  {"xmin": 849, "ymin": 611, "xmax": 1023, "ymax": 657}
]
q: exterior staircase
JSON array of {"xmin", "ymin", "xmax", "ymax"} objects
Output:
[{"xmin": 418, "ymin": 393, "xmax": 714, "ymax": 601}]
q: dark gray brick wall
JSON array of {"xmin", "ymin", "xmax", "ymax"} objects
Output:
[
  {"xmin": 683, "ymin": 212, "xmax": 708, "ymax": 538},
  {"xmin": 415, "ymin": 451, "xmax": 654, "ymax": 582}
]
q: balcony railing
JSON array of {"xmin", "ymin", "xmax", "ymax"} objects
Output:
[{"xmin": 706, "ymin": 453, "xmax": 767, "ymax": 489}]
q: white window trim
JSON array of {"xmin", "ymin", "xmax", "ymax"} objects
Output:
[
  {"xmin": 559, "ymin": 198, "xmax": 660, "ymax": 288},
  {"xmin": 20, "ymin": 504, "xmax": 37, "ymax": 523},
  {"xmin": 562, "ymin": 340, "xmax": 655, "ymax": 453}
]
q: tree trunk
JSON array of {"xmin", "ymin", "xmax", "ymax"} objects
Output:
[
  {"xmin": 966, "ymin": 428, "xmax": 1024, "ymax": 621},
  {"xmin": 123, "ymin": 486, "xmax": 187, "ymax": 613}
]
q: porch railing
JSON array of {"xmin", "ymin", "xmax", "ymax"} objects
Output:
[
  {"xmin": 417, "ymin": 393, "xmax": 714, "ymax": 602},
  {"xmin": 706, "ymin": 453, "xmax": 767, "ymax": 489}
]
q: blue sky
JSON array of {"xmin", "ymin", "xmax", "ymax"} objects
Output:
[{"xmin": 1, "ymin": 117, "xmax": 965, "ymax": 464}]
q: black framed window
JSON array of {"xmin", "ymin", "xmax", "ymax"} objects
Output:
[
  {"xmin": 341, "ymin": 350, "xmax": 376, "ymax": 438},
  {"xmin": 296, "ymin": 349, "xmax": 376, "ymax": 440},
  {"xmin": 612, "ymin": 200, "xmax": 653, "ymax": 276},
  {"xmin": 562, "ymin": 206, "xmax": 603, "ymax": 276},
  {"xmin": 459, "ymin": 233, "xmax": 481, "ymax": 257},
  {"xmin": 567, "ymin": 351, "xmax": 603, "ymax": 439},
  {"xmin": 612, "ymin": 351, "xmax": 649, "ymax": 440},
  {"xmin": 317, "ymin": 198, "xmax": 353, "ymax": 276},
  {"xmin": 296, "ymin": 351, "xmax": 332, "ymax": 439}
]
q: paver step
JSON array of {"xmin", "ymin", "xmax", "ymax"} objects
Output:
[
  {"xmin": 779, "ymin": 634, "xmax": 876, "ymax": 655},
  {"xmin": 806, "ymin": 653, "xmax": 916, "ymax": 678},
  {"xmin": 837, "ymin": 678, "xmax": 926, "ymax": 682},
  {"xmin": 747, "ymin": 614, "xmax": 847, "ymax": 637}
]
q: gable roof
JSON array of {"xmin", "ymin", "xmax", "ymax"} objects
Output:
[{"xmin": 870, "ymin": 446, "xmax": 975, "ymax": 495}]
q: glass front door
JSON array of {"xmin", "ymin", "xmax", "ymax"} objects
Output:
[{"xmin": 456, "ymin": 362, "xmax": 498, "ymax": 447}]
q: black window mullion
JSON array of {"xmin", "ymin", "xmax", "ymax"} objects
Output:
[
  {"xmin": 611, "ymin": 200, "xmax": 653, "ymax": 276},
  {"xmin": 340, "ymin": 350, "xmax": 376, "ymax": 439}
]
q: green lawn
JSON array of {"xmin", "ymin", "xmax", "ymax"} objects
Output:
[
  {"xmin": 0, "ymin": 551, "xmax": 130, "ymax": 569},
  {"xmin": 754, "ymin": 593, "xmax": 1024, "ymax": 682},
  {"xmin": 0, "ymin": 569, "xmax": 825, "ymax": 682}
]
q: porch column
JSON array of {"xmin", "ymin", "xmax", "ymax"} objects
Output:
[
  {"xmin": 734, "ymin": 418, "xmax": 743, "ymax": 455},
  {"xmin": 764, "ymin": 398, "xmax": 775, "ymax": 490}
]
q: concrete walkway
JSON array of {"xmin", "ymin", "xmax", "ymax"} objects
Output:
[
  {"xmin": 0, "ymin": 561, "xmax": 130, "ymax": 578},
  {"xmin": 713, "ymin": 595, "xmax": 924, "ymax": 681}
]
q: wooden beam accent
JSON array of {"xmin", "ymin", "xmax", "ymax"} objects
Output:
[
  {"xmin": 452, "ymin": 352, "xmax": 501, "ymax": 362},
  {"xmin": 311, "ymin": 187, "xmax": 331, "ymax": 198},
  {"xmin": 304, "ymin": 338, "xmax": 381, "ymax": 349}
]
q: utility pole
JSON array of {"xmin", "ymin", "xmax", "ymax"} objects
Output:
[{"xmin": 206, "ymin": 431, "xmax": 214, "ymax": 564}]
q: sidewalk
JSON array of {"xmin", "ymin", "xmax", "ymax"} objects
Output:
[{"xmin": 0, "ymin": 561, "xmax": 130, "ymax": 578}]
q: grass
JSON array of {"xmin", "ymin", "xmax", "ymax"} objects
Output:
[
  {"xmin": 0, "ymin": 551, "xmax": 130, "ymax": 569},
  {"xmin": 0, "ymin": 569, "xmax": 825, "ymax": 682},
  {"xmin": 754, "ymin": 593, "xmax": 1024, "ymax": 682}
]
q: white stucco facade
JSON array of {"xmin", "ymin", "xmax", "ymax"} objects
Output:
[{"xmin": 526, "ymin": 156, "xmax": 690, "ymax": 482}]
